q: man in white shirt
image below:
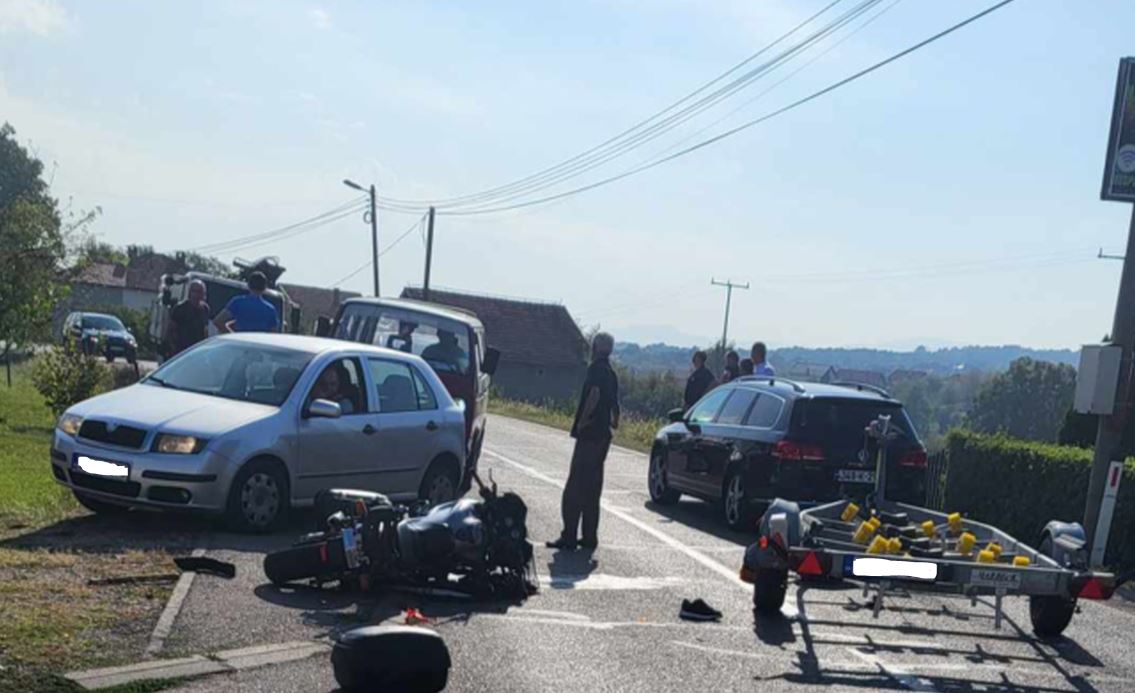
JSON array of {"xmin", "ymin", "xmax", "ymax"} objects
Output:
[{"xmin": 751, "ymin": 341, "xmax": 775, "ymax": 376}]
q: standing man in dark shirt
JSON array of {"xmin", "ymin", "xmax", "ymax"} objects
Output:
[
  {"xmin": 547, "ymin": 332, "xmax": 619, "ymax": 551},
  {"xmin": 165, "ymin": 279, "xmax": 210, "ymax": 357},
  {"xmin": 721, "ymin": 350, "xmax": 740, "ymax": 383},
  {"xmin": 684, "ymin": 350, "xmax": 716, "ymax": 409}
]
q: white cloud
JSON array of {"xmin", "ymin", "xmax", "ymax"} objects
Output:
[
  {"xmin": 0, "ymin": 0, "xmax": 69, "ymax": 36},
  {"xmin": 308, "ymin": 7, "xmax": 331, "ymax": 30}
]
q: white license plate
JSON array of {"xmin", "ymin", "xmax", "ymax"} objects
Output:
[
  {"xmin": 835, "ymin": 469, "xmax": 875, "ymax": 484},
  {"xmin": 971, "ymin": 568, "xmax": 1022, "ymax": 590},
  {"xmin": 73, "ymin": 454, "xmax": 129, "ymax": 478},
  {"xmin": 851, "ymin": 557, "xmax": 938, "ymax": 582}
]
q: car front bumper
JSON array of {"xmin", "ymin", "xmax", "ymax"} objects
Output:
[{"xmin": 51, "ymin": 432, "xmax": 236, "ymax": 513}]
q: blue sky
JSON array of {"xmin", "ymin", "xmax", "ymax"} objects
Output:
[{"xmin": 2, "ymin": 0, "xmax": 1133, "ymax": 350}]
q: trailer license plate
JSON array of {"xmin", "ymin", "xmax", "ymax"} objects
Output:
[
  {"xmin": 971, "ymin": 568, "xmax": 1022, "ymax": 590},
  {"xmin": 835, "ymin": 469, "xmax": 875, "ymax": 484}
]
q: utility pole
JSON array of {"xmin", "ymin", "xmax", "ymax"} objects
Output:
[
  {"xmin": 423, "ymin": 206, "xmax": 436, "ymax": 302},
  {"xmin": 1084, "ymin": 57, "xmax": 1135, "ymax": 559},
  {"xmin": 343, "ymin": 178, "xmax": 380, "ymax": 297},
  {"xmin": 369, "ymin": 184, "xmax": 380, "ymax": 297},
  {"xmin": 711, "ymin": 278, "xmax": 749, "ymax": 353}
]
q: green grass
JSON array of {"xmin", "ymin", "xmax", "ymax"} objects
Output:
[
  {"xmin": 0, "ymin": 363, "xmax": 77, "ymax": 527},
  {"xmin": 489, "ymin": 397, "xmax": 661, "ymax": 453}
]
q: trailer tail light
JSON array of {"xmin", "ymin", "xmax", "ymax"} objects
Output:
[
  {"xmin": 1077, "ymin": 576, "xmax": 1114, "ymax": 600},
  {"xmin": 773, "ymin": 440, "xmax": 825, "ymax": 462},
  {"xmin": 899, "ymin": 449, "xmax": 928, "ymax": 468},
  {"xmin": 796, "ymin": 551, "xmax": 825, "ymax": 577}
]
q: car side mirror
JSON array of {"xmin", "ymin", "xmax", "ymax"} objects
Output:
[
  {"xmin": 667, "ymin": 407, "xmax": 685, "ymax": 423},
  {"xmin": 482, "ymin": 347, "xmax": 501, "ymax": 376},
  {"xmin": 314, "ymin": 316, "xmax": 332, "ymax": 337},
  {"xmin": 305, "ymin": 398, "xmax": 341, "ymax": 419}
]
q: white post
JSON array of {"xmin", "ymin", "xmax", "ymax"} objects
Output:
[{"xmin": 1090, "ymin": 460, "xmax": 1125, "ymax": 567}]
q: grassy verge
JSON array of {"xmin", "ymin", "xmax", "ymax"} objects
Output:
[
  {"xmin": 0, "ymin": 362, "xmax": 178, "ymax": 688},
  {"xmin": 489, "ymin": 397, "xmax": 661, "ymax": 453}
]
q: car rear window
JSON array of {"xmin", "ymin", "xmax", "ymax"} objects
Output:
[{"xmin": 790, "ymin": 398, "xmax": 918, "ymax": 451}]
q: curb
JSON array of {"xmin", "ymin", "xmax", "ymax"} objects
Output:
[
  {"xmin": 145, "ymin": 547, "xmax": 206, "ymax": 658},
  {"xmin": 66, "ymin": 640, "xmax": 330, "ymax": 690}
]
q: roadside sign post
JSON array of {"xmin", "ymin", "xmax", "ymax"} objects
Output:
[
  {"xmin": 1090, "ymin": 461, "xmax": 1125, "ymax": 567},
  {"xmin": 1084, "ymin": 57, "xmax": 1135, "ymax": 562}
]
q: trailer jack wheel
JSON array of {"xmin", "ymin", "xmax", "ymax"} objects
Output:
[{"xmin": 752, "ymin": 568, "xmax": 788, "ymax": 615}]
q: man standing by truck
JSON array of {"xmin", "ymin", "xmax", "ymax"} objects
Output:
[
  {"xmin": 213, "ymin": 271, "xmax": 279, "ymax": 333},
  {"xmin": 165, "ymin": 279, "xmax": 210, "ymax": 356}
]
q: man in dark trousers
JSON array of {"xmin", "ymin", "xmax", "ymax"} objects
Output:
[
  {"xmin": 684, "ymin": 349, "xmax": 716, "ymax": 409},
  {"xmin": 165, "ymin": 279, "xmax": 210, "ymax": 357},
  {"xmin": 547, "ymin": 332, "xmax": 619, "ymax": 551}
]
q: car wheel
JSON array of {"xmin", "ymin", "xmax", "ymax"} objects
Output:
[
  {"xmin": 419, "ymin": 460, "xmax": 459, "ymax": 507},
  {"xmin": 73, "ymin": 491, "xmax": 130, "ymax": 515},
  {"xmin": 226, "ymin": 460, "xmax": 289, "ymax": 533},
  {"xmin": 723, "ymin": 470, "xmax": 754, "ymax": 531},
  {"xmin": 648, "ymin": 449, "xmax": 680, "ymax": 504}
]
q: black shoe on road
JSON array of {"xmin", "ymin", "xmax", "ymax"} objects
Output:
[
  {"xmin": 545, "ymin": 538, "xmax": 577, "ymax": 550},
  {"xmin": 679, "ymin": 598, "xmax": 723, "ymax": 621}
]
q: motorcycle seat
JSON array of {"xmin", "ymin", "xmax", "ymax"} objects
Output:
[{"xmin": 397, "ymin": 518, "xmax": 456, "ymax": 566}]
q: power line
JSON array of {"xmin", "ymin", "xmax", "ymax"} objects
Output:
[
  {"xmin": 374, "ymin": 0, "xmax": 860, "ymax": 209},
  {"xmin": 439, "ymin": 0, "xmax": 1017, "ymax": 217},
  {"xmin": 331, "ymin": 214, "xmax": 426, "ymax": 288},
  {"xmin": 187, "ymin": 197, "xmax": 367, "ymax": 254}
]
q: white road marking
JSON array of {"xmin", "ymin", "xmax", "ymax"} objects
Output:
[
  {"xmin": 847, "ymin": 648, "xmax": 939, "ymax": 692},
  {"xmin": 475, "ymin": 613, "xmax": 750, "ymax": 632},
  {"xmin": 541, "ymin": 574, "xmax": 686, "ymax": 590},
  {"xmin": 511, "ymin": 609, "xmax": 593, "ymax": 622},
  {"xmin": 484, "ymin": 448, "xmax": 800, "ymax": 618},
  {"xmin": 670, "ymin": 640, "xmax": 782, "ymax": 661},
  {"xmin": 145, "ymin": 547, "xmax": 206, "ymax": 657}
]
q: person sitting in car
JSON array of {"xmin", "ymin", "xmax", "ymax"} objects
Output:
[
  {"xmin": 386, "ymin": 321, "xmax": 416, "ymax": 353},
  {"xmin": 310, "ymin": 361, "xmax": 357, "ymax": 414},
  {"xmin": 421, "ymin": 330, "xmax": 467, "ymax": 372}
]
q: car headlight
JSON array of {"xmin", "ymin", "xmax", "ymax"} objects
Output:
[
  {"xmin": 57, "ymin": 413, "xmax": 83, "ymax": 436},
  {"xmin": 153, "ymin": 434, "xmax": 206, "ymax": 454}
]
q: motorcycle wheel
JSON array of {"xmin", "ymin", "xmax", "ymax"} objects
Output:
[{"xmin": 263, "ymin": 539, "xmax": 344, "ymax": 586}]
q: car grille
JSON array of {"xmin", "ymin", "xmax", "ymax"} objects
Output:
[
  {"xmin": 78, "ymin": 420, "xmax": 148, "ymax": 449},
  {"xmin": 69, "ymin": 470, "xmax": 141, "ymax": 498}
]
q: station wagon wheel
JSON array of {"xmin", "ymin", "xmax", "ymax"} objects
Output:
[
  {"xmin": 648, "ymin": 449, "xmax": 679, "ymax": 505},
  {"xmin": 419, "ymin": 460, "xmax": 460, "ymax": 507},
  {"xmin": 723, "ymin": 471, "xmax": 752, "ymax": 531},
  {"xmin": 225, "ymin": 460, "xmax": 289, "ymax": 533}
]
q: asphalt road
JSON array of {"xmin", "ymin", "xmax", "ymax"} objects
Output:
[{"xmin": 164, "ymin": 415, "xmax": 1135, "ymax": 692}]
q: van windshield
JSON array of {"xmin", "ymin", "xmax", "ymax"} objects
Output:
[{"xmin": 336, "ymin": 305, "xmax": 471, "ymax": 375}]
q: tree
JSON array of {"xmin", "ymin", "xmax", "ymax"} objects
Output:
[
  {"xmin": 965, "ymin": 357, "xmax": 1076, "ymax": 442},
  {"xmin": 126, "ymin": 244, "xmax": 155, "ymax": 261},
  {"xmin": 0, "ymin": 123, "xmax": 68, "ymax": 379},
  {"xmin": 173, "ymin": 250, "xmax": 236, "ymax": 278},
  {"xmin": 76, "ymin": 237, "xmax": 128, "ymax": 266}
]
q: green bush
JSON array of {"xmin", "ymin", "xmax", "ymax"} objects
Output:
[
  {"xmin": 943, "ymin": 430, "xmax": 1135, "ymax": 571},
  {"xmin": 30, "ymin": 344, "xmax": 111, "ymax": 416}
]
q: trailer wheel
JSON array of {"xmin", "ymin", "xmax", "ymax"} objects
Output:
[
  {"xmin": 1029, "ymin": 534, "xmax": 1077, "ymax": 638},
  {"xmin": 752, "ymin": 568, "xmax": 788, "ymax": 615}
]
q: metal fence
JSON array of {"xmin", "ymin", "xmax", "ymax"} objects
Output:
[{"xmin": 924, "ymin": 449, "xmax": 949, "ymax": 510}]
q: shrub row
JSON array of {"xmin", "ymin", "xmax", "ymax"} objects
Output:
[{"xmin": 943, "ymin": 430, "xmax": 1135, "ymax": 571}]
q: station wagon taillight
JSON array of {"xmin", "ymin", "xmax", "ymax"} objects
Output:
[
  {"xmin": 773, "ymin": 440, "xmax": 825, "ymax": 462},
  {"xmin": 898, "ymin": 450, "xmax": 928, "ymax": 468}
]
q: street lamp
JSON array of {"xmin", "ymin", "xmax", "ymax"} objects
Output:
[{"xmin": 343, "ymin": 179, "xmax": 379, "ymax": 297}]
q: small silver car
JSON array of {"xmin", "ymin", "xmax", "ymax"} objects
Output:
[{"xmin": 50, "ymin": 333, "xmax": 467, "ymax": 531}]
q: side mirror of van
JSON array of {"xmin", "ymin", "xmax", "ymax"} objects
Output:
[
  {"xmin": 314, "ymin": 316, "xmax": 332, "ymax": 337},
  {"xmin": 482, "ymin": 347, "xmax": 501, "ymax": 376}
]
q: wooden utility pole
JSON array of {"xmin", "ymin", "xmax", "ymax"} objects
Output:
[
  {"xmin": 711, "ymin": 278, "xmax": 749, "ymax": 353},
  {"xmin": 369, "ymin": 184, "xmax": 380, "ymax": 297},
  {"xmin": 423, "ymin": 206, "xmax": 435, "ymax": 302}
]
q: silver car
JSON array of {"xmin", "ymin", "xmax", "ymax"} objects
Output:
[{"xmin": 50, "ymin": 333, "xmax": 466, "ymax": 531}]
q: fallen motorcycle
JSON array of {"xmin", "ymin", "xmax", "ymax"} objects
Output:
[{"xmin": 263, "ymin": 473, "xmax": 536, "ymax": 600}]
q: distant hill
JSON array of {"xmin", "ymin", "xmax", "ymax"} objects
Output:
[{"xmin": 613, "ymin": 342, "xmax": 1079, "ymax": 376}]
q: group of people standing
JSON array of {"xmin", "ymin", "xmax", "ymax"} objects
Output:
[
  {"xmin": 163, "ymin": 271, "xmax": 281, "ymax": 358},
  {"xmin": 683, "ymin": 341, "xmax": 775, "ymax": 409}
]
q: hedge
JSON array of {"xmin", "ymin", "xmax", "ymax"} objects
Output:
[{"xmin": 943, "ymin": 430, "xmax": 1135, "ymax": 571}]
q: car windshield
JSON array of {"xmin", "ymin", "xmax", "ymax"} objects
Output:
[
  {"xmin": 336, "ymin": 305, "xmax": 472, "ymax": 376},
  {"xmin": 81, "ymin": 315, "xmax": 125, "ymax": 331},
  {"xmin": 145, "ymin": 340, "xmax": 312, "ymax": 406}
]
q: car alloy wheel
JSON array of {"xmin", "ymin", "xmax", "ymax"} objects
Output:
[
  {"xmin": 240, "ymin": 472, "xmax": 281, "ymax": 529},
  {"xmin": 426, "ymin": 473, "xmax": 456, "ymax": 506},
  {"xmin": 725, "ymin": 474, "xmax": 744, "ymax": 526},
  {"xmin": 649, "ymin": 452, "xmax": 667, "ymax": 499}
]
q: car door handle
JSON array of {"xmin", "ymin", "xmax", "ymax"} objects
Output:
[
  {"xmin": 425, "ymin": 421, "xmax": 439, "ymax": 432},
  {"xmin": 362, "ymin": 424, "xmax": 377, "ymax": 435}
]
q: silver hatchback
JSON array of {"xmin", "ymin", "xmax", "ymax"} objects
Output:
[{"xmin": 50, "ymin": 333, "xmax": 467, "ymax": 531}]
